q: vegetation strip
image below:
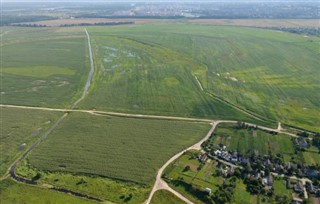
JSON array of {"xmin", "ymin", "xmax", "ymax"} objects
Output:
[{"xmin": 5, "ymin": 28, "xmax": 101, "ymax": 202}]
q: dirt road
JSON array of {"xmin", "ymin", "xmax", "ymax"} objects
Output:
[{"xmin": 145, "ymin": 120, "xmax": 236, "ymax": 204}]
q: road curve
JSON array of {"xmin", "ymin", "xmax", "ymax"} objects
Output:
[{"xmin": 145, "ymin": 120, "xmax": 235, "ymax": 204}]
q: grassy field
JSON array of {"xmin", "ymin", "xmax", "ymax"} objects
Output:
[
  {"xmin": 302, "ymin": 146, "xmax": 320, "ymax": 166},
  {"xmin": 211, "ymin": 123, "xmax": 295, "ymax": 161},
  {"xmin": 1, "ymin": 27, "xmax": 89, "ymax": 108},
  {"xmin": 150, "ymin": 190, "xmax": 186, "ymax": 204},
  {"xmin": 79, "ymin": 29, "xmax": 261, "ymax": 124},
  {"xmin": 17, "ymin": 112, "xmax": 210, "ymax": 202},
  {"xmin": 273, "ymin": 178, "xmax": 292, "ymax": 198},
  {"xmin": 83, "ymin": 24, "xmax": 319, "ymax": 132},
  {"xmin": 0, "ymin": 178, "xmax": 97, "ymax": 204},
  {"xmin": 16, "ymin": 162, "xmax": 148, "ymax": 204},
  {"xmin": 25, "ymin": 112, "xmax": 210, "ymax": 184},
  {"xmin": 0, "ymin": 107, "xmax": 62, "ymax": 176}
]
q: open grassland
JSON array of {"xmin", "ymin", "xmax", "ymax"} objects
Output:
[
  {"xmin": 211, "ymin": 123, "xmax": 295, "ymax": 160},
  {"xmin": 85, "ymin": 24, "xmax": 319, "ymax": 131},
  {"xmin": 16, "ymin": 163, "xmax": 147, "ymax": 204},
  {"xmin": 79, "ymin": 27, "xmax": 269, "ymax": 127},
  {"xmin": 0, "ymin": 107, "xmax": 62, "ymax": 176},
  {"xmin": 1, "ymin": 27, "xmax": 89, "ymax": 108},
  {"xmin": 25, "ymin": 112, "xmax": 210, "ymax": 185},
  {"xmin": 302, "ymin": 146, "xmax": 320, "ymax": 166},
  {"xmin": 164, "ymin": 150, "xmax": 292, "ymax": 204},
  {"xmin": 0, "ymin": 178, "xmax": 97, "ymax": 204},
  {"xmin": 150, "ymin": 190, "xmax": 186, "ymax": 204}
]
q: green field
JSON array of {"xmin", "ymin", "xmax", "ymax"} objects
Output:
[
  {"xmin": 1, "ymin": 27, "xmax": 89, "ymax": 108},
  {"xmin": 0, "ymin": 178, "xmax": 97, "ymax": 204},
  {"xmin": 15, "ymin": 163, "xmax": 148, "ymax": 204},
  {"xmin": 210, "ymin": 123, "xmax": 295, "ymax": 160},
  {"xmin": 79, "ymin": 30, "xmax": 260, "ymax": 124},
  {"xmin": 16, "ymin": 112, "xmax": 210, "ymax": 202},
  {"xmin": 302, "ymin": 146, "xmax": 320, "ymax": 165},
  {"xmin": 82, "ymin": 24, "xmax": 319, "ymax": 132},
  {"xmin": 0, "ymin": 107, "xmax": 62, "ymax": 176},
  {"xmin": 150, "ymin": 190, "xmax": 186, "ymax": 204}
]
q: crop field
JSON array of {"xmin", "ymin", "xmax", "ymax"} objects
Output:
[
  {"xmin": 0, "ymin": 178, "xmax": 97, "ymax": 204},
  {"xmin": 79, "ymin": 29, "xmax": 260, "ymax": 125},
  {"xmin": 25, "ymin": 112, "xmax": 210, "ymax": 185},
  {"xmin": 0, "ymin": 107, "xmax": 62, "ymax": 176},
  {"xmin": 210, "ymin": 123, "xmax": 295, "ymax": 160},
  {"xmin": 1, "ymin": 27, "xmax": 89, "ymax": 108},
  {"xmin": 83, "ymin": 24, "xmax": 319, "ymax": 131},
  {"xmin": 150, "ymin": 190, "xmax": 186, "ymax": 204}
]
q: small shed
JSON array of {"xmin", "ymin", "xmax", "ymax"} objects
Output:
[{"xmin": 204, "ymin": 187, "xmax": 212, "ymax": 195}]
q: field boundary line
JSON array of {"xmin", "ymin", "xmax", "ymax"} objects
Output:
[
  {"xmin": 2, "ymin": 28, "xmax": 105, "ymax": 203},
  {"xmin": 0, "ymin": 104, "xmax": 212, "ymax": 123},
  {"xmin": 0, "ymin": 104, "xmax": 303, "ymax": 138}
]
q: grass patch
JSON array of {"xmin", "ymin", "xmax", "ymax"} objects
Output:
[
  {"xmin": 79, "ymin": 28, "xmax": 270, "ymax": 127},
  {"xmin": 0, "ymin": 178, "xmax": 97, "ymax": 204},
  {"xmin": 2, "ymin": 66, "xmax": 75, "ymax": 77},
  {"xmin": 1, "ymin": 27, "xmax": 89, "ymax": 108},
  {"xmin": 151, "ymin": 190, "xmax": 186, "ymax": 204},
  {"xmin": 273, "ymin": 178, "xmax": 292, "ymax": 198},
  {"xmin": 86, "ymin": 24, "xmax": 320, "ymax": 131},
  {"xmin": 0, "ymin": 107, "xmax": 62, "ymax": 176},
  {"xmin": 25, "ymin": 112, "xmax": 210, "ymax": 185},
  {"xmin": 15, "ymin": 161, "xmax": 148, "ymax": 204}
]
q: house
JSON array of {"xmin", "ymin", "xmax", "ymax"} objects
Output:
[
  {"xmin": 294, "ymin": 138, "xmax": 308, "ymax": 149},
  {"xmin": 204, "ymin": 188, "xmax": 212, "ymax": 195},
  {"xmin": 294, "ymin": 182, "xmax": 304, "ymax": 193},
  {"xmin": 198, "ymin": 154, "xmax": 208, "ymax": 163},
  {"xmin": 286, "ymin": 180, "xmax": 292, "ymax": 189},
  {"xmin": 304, "ymin": 168, "xmax": 319, "ymax": 179},
  {"xmin": 214, "ymin": 150, "xmax": 221, "ymax": 156},
  {"xmin": 307, "ymin": 182, "xmax": 315, "ymax": 194},
  {"xmin": 231, "ymin": 152, "xmax": 238, "ymax": 162},
  {"xmin": 262, "ymin": 175, "xmax": 273, "ymax": 186},
  {"xmin": 292, "ymin": 197, "xmax": 303, "ymax": 204}
]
